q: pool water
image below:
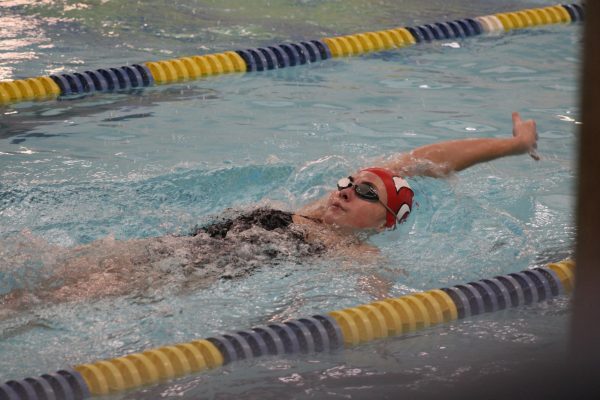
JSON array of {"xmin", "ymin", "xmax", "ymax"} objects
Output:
[{"xmin": 0, "ymin": 0, "xmax": 579, "ymax": 398}]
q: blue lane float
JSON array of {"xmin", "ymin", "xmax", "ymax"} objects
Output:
[
  {"xmin": 235, "ymin": 40, "xmax": 330, "ymax": 72},
  {"xmin": 0, "ymin": 369, "xmax": 90, "ymax": 400}
]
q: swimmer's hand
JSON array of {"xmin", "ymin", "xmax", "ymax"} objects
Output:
[{"xmin": 512, "ymin": 112, "xmax": 540, "ymax": 161}]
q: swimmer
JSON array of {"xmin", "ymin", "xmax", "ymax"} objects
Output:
[
  {"xmin": 0, "ymin": 112, "xmax": 538, "ymax": 311},
  {"xmin": 293, "ymin": 111, "xmax": 538, "ymax": 238}
]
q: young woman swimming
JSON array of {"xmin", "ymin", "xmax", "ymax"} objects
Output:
[{"xmin": 0, "ymin": 112, "xmax": 539, "ymax": 311}]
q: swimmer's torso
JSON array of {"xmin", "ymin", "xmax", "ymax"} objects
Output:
[{"xmin": 1, "ymin": 207, "xmax": 370, "ymax": 312}]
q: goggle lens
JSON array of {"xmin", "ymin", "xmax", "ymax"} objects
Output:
[{"xmin": 337, "ymin": 177, "xmax": 379, "ymax": 202}]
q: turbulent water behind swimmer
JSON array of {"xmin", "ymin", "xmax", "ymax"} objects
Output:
[{"xmin": 0, "ymin": 208, "xmax": 326, "ymax": 311}]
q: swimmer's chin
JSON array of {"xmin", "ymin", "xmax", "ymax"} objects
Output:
[{"xmin": 321, "ymin": 216, "xmax": 383, "ymax": 236}]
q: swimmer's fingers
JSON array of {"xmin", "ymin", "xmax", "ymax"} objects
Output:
[
  {"xmin": 528, "ymin": 118, "xmax": 540, "ymax": 161},
  {"xmin": 512, "ymin": 111, "xmax": 522, "ymax": 131},
  {"xmin": 529, "ymin": 147, "xmax": 541, "ymax": 161},
  {"xmin": 512, "ymin": 112, "xmax": 540, "ymax": 161},
  {"xmin": 511, "ymin": 111, "xmax": 528, "ymax": 138},
  {"xmin": 511, "ymin": 112, "xmax": 523, "ymax": 140}
]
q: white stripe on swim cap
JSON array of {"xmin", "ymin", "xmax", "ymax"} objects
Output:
[
  {"xmin": 392, "ymin": 176, "xmax": 411, "ymax": 193},
  {"xmin": 397, "ymin": 203, "xmax": 411, "ymax": 221}
]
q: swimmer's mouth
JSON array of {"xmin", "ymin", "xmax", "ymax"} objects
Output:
[{"xmin": 330, "ymin": 201, "xmax": 346, "ymax": 211}]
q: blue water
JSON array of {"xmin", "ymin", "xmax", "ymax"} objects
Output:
[{"xmin": 0, "ymin": 1, "xmax": 579, "ymax": 398}]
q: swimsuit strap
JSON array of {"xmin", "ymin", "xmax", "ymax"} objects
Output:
[{"xmin": 295, "ymin": 214, "xmax": 323, "ymax": 224}]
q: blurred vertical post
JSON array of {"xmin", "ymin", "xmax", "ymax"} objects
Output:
[{"xmin": 572, "ymin": 0, "xmax": 600, "ymax": 392}]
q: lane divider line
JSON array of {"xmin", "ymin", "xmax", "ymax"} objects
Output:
[
  {"xmin": 1, "ymin": 260, "xmax": 574, "ymax": 399},
  {"xmin": 0, "ymin": 3, "xmax": 583, "ymax": 106}
]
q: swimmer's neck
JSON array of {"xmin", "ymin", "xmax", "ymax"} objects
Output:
[{"xmin": 292, "ymin": 214, "xmax": 379, "ymax": 237}]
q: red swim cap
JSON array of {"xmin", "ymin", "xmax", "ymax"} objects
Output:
[{"xmin": 361, "ymin": 167, "xmax": 414, "ymax": 228}]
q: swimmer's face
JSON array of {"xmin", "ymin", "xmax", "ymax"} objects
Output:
[{"xmin": 322, "ymin": 170, "xmax": 389, "ymax": 231}]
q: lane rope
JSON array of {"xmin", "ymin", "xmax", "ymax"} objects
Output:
[
  {"xmin": 0, "ymin": 259, "xmax": 575, "ymax": 399},
  {"xmin": 0, "ymin": 3, "xmax": 584, "ymax": 106}
]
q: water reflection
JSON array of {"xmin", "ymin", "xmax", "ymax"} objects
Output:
[
  {"xmin": 0, "ymin": 85, "xmax": 221, "ymax": 140},
  {"xmin": 0, "ymin": 13, "xmax": 51, "ymax": 80}
]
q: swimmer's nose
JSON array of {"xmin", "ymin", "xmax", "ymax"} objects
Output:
[{"xmin": 338, "ymin": 187, "xmax": 351, "ymax": 201}]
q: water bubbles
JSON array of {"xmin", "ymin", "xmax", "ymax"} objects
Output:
[
  {"xmin": 441, "ymin": 42, "xmax": 461, "ymax": 49},
  {"xmin": 279, "ymin": 373, "xmax": 304, "ymax": 384}
]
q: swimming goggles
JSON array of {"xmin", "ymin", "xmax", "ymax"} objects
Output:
[{"xmin": 337, "ymin": 176, "xmax": 398, "ymax": 225}]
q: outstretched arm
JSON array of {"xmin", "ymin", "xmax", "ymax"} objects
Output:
[
  {"xmin": 296, "ymin": 112, "xmax": 538, "ymax": 217},
  {"xmin": 381, "ymin": 112, "xmax": 539, "ymax": 177}
]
